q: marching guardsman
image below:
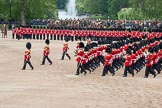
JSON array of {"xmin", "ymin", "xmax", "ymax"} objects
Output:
[
  {"xmin": 41, "ymin": 39, "xmax": 53, "ymax": 65},
  {"xmin": 144, "ymin": 47, "xmax": 156, "ymax": 78},
  {"xmin": 22, "ymin": 42, "xmax": 34, "ymax": 70},
  {"xmin": 75, "ymin": 42, "xmax": 87, "ymax": 75},
  {"xmin": 123, "ymin": 47, "xmax": 134, "ymax": 77},
  {"xmin": 131, "ymin": 48, "xmax": 140, "ymax": 73},
  {"xmin": 102, "ymin": 46, "xmax": 115, "ymax": 76},
  {"xmin": 74, "ymin": 37, "xmax": 81, "ymax": 56},
  {"xmin": 152, "ymin": 47, "xmax": 161, "ymax": 74},
  {"xmin": 61, "ymin": 40, "xmax": 71, "ymax": 60}
]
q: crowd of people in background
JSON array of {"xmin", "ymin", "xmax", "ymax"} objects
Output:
[{"xmin": 46, "ymin": 19, "xmax": 162, "ymax": 32}]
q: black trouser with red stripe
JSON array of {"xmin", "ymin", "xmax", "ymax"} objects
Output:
[
  {"xmin": 22, "ymin": 60, "xmax": 34, "ymax": 70},
  {"xmin": 102, "ymin": 65, "xmax": 115, "ymax": 76},
  {"xmin": 61, "ymin": 51, "xmax": 71, "ymax": 60},
  {"xmin": 76, "ymin": 63, "xmax": 87, "ymax": 75},
  {"xmin": 41, "ymin": 55, "xmax": 52, "ymax": 65},
  {"xmin": 124, "ymin": 66, "xmax": 134, "ymax": 77},
  {"xmin": 144, "ymin": 66, "xmax": 156, "ymax": 78}
]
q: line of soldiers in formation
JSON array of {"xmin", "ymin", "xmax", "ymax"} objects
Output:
[
  {"xmin": 20, "ymin": 29, "xmax": 162, "ymax": 78},
  {"xmin": 13, "ymin": 27, "xmax": 160, "ymax": 41},
  {"xmin": 75, "ymin": 35, "xmax": 162, "ymax": 78}
]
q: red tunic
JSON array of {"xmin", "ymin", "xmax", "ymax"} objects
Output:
[
  {"xmin": 146, "ymin": 54, "xmax": 153, "ymax": 67},
  {"xmin": 43, "ymin": 46, "xmax": 50, "ymax": 56},
  {"xmin": 125, "ymin": 55, "xmax": 132, "ymax": 66},
  {"xmin": 104, "ymin": 54, "xmax": 113, "ymax": 66},
  {"xmin": 63, "ymin": 43, "xmax": 69, "ymax": 52},
  {"xmin": 24, "ymin": 50, "xmax": 31, "ymax": 61},
  {"xmin": 131, "ymin": 54, "xmax": 136, "ymax": 64},
  {"xmin": 82, "ymin": 54, "xmax": 88, "ymax": 64},
  {"xmin": 76, "ymin": 50, "xmax": 84, "ymax": 63}
]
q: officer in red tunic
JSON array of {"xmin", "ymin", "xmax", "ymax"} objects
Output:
[
  {"xmin": 22, "ymin": 42, "xmax": 34, "ymax": 70},
  {"xmin": 61, "ymin": 40, "xmax": 71, "ymax": 60},
  {"xmin": 102, "ymin": 46, "xmax": 115, "ymax": 76},
  {"xmin": 123, "ymin": 48, "xmax": 134, "ymax": 77},
  {"xmin": 144, "ymin": 47, "xmax": 156, "ymax": 78},
  {"xmin": 41, "ymin": 39, "xmax": 52, "ymax": 65}
]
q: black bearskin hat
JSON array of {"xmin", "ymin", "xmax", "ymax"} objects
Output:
[
  {"xmin": 148, "ymin": 47, "xmax": 153, "ymax": 53},
  {"xmin": 45, "ymin": 39, "xmax": 50, "ymax": 45},
  {"xmin": 98, "ymin": 41, "xmax": 101, "ymax": 45},
  {"xmin": 128, "ymin": 46, "xmax": 132, "ymax": 50},
  {"xmin": 105, "ymin": 46, "xmax": 112, "ymax": 53},
  {"xmin": 142, "ymin": 34, "xmax": 147, "ymax": 39},
  {"xmin": 132, "ymin": 48, "xmax": 136, "ymax": 54},
  {"xmin": 153, "ymin": 47, "xmax": 158, "ymax": 53},
  {"xmin": 111, "ymin": 43, "xmax": 117, "ymax": 49},
  {"xmin": 84, "ymin": 47, "xmax": 89, "ymax": 52},
  {"xmin": 79, "ymin": 42, "xmax": 84, "ymax": 48},
  {"xmin": 160, "ymin": 36, "xmax": 162, "ymax": 40},
  {"xmin": 126, "ymin": 48, "xmax": 132, "ymax": 55},
  {"xmin": 159, "ymin": 43, "xmax": 162, "ymax": 49},
  {"xmin": 26, "ymin": 42, "xmax": 32, "ymax": 49},
  {"xmin": 64, "ymin": 37, "xmax": 69, "ymax": 42}
]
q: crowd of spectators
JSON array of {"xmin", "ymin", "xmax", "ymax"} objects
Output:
[
  {"xmin": 6, "ymin": 18, "xmax": 161, "ymax": 32},
  {"xmin": 45, "ymin": 18, "xmax": 162, "ymax": 32}
]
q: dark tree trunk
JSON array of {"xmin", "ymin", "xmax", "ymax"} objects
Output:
[{"xmin": 21, "ymin": 0, "xmax": 25, "ymax": 26}]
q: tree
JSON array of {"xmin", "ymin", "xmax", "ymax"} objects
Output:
[
  {"xmin": 118, "ymin": 8, "xmax": 143, "ymax": 20},
  {"xmin": 129, "ymin": 0, "xmax": 162, "ymax": 19},
  {"xmin": 21, "ymin": 0, "xmax": 25, "ymax": 25},
  {"xmin": 0, "ymin": 0, "xmax": 58, "ymax": 24}
]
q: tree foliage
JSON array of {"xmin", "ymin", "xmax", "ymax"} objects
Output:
[
  {"xmin": 0, "ymin": 0, "xmax": 57, "ymax": 22},
  {"xmin": 76, "ymin": 0, "xmax": 162, "ymax": 20},
  {"xmin": 118, "ymin": 8, "xmax": 143, "ymax": 20}
]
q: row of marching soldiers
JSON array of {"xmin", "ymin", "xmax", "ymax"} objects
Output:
[
  {"xmin": 13, "ymin": 27, "xmax": 148, "ymax": 41},
  {"xmin": 75, "ymin": 35, "xmax": 162, "ymax": 78}
]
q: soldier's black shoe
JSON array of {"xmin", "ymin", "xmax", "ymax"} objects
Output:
[
  {"xmin": 50, "ymin": 62, "xmax": 52, "ymax": 65},
  {"xmin": 75, "ymin": 73, "xmax": 79, "ymax": 75},
  {"xmin": 157, "ymin": 72, "xmax": 161, "ymax": 74},
  {"xmin": 69, "ymin": 57, "xmax": 71, "ymax": 60},
  {"xmin": 101, "ymin": 74, "xmax": 105, "ymax": 76},
  {"xmin": 123, "ymin": 75, "xmax": 127, "ymax": 77},
  {"xmin": 89, "ymin": 70, "xmax": 91, "ymax": 74},
  {"xmin": 153, "ymin": 74, "xmax": 157, "ymax": 78},
  {"xmin": 112, "ymin": 73, "xmax": 115, "ymax": 76},
  {"xmin": 132, "ymin": 74, "xmax": 134, "ymax": 77},
  {"xmin": 21, "ymin": 68, "xmax": 25, "ymax": 70},
  {"xmin": 31, "ymin": 67, "xmax": 34, "ymax": 70},
  {"xmin": 84, "ymin": 72, "xmax": 87, "ymax": 76},
  {"xmin": 144, "ymin": 76, "xmax": 148, "ymax": 78}
]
